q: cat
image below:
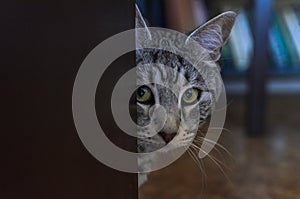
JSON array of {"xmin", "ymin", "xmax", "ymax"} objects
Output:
[{"xmin": 135, "ymin": 5, "xmax": 236, "ymax": 186}]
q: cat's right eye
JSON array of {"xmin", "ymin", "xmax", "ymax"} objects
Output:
[
  {"xmin": 136, "ymin": 86, "xmax": 153, "ymax": 104},
  {"xmin": 182, "ymin": 88, "xmax": 201, "ymax": 105}
]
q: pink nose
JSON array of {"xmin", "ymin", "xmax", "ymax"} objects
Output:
[{"xmin": 158, "ymin": 132, "xmax": 177, "ymax": 143}]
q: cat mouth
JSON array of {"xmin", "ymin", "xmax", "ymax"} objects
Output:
[{"xmin": 158, "ymin": 132, "xmax": 177, "ymax": 143}]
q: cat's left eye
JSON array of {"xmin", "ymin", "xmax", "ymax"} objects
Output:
[
  {"xmin": 136, "ymin": 86, "xmax": 153, "ymax": 104},
  {"xmin": 182, "ymin": 88, "xmax": 201, "ymax": 105}
]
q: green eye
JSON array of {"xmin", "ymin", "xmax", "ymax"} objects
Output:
[
  {"xmin": 182, "ymin": 88, "xmax": 200, "ymax": 104},
  {"xmin": 137, "ymin": 86, "xmax": 152, "ymax": 103}
]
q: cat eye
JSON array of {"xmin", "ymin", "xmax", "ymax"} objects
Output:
[
  {"xmin": 136, "ymin": 86, "xmax": 153, "ymax": 104},
  {"xmin": 182, "ymin": 88, "xmax": 200, "ymax": 105}
]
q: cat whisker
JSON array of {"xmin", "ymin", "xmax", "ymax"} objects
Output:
[
  {"xmin": 208, "ymin": 127, "xmax": 233, "ymax": 134},
  {"xmin": 186, "ymin": 147, "xmax": 206, "ymax": 175},
  {"xmin": 193, "ymin": 139, "xmax": 229, "ymax": 164},
  {"xmin": 194, "ymin": 136, "xmax": 233, "ymax": 158},
  {"xmin": 191, "ymin": 143, "xmax": 225, "ymax": 166},
  {"xmin": 198, "ymin": 126, "xmax": 232, "ymax": 135},
  {"xmin": 191, "ymin": 144, "xmax": 232, "ymax": 184},
  {"xmin": 192, "ymin": 143, "xmax": 232, "ymax": 174},
  {"xmin": 185, "ymin": 146, "xmax": 207, "ymax": 193},
  {"xmin": 193, "ymin": 139, "xmax": 235, "ymax": 170}
]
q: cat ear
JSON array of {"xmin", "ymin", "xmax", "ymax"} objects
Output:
[
  {"xmin": 186, "ymin": 11, "xmax": 237, "ymax": 61},
  {"xmin": 135, "ymin": 4, "xmax": 152, "ymax": 39}
]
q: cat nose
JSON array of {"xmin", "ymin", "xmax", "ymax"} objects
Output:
[
  {"xmin": 158, "ymin": 132, "xmax": 177, "ymax": 143},
  {"xmin": 162, "ymin": 114, "xmax": 180, "ymax": 134}
]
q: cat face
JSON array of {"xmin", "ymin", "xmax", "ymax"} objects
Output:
[
  {"xmin": 135, "ymin": 6, "xmax": 236, "ymax": 153},
  {"xmin": 136, "ymin": 51, "xmax": 212, "ymax": 153}
]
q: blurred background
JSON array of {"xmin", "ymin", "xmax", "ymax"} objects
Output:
[
  {"xmin": 1, "ymin": 1, "xmax": 299, "ymax": 198},
  {"xmin": 137, "ymin": 0, "xmax": 300, "ymax": 198}
]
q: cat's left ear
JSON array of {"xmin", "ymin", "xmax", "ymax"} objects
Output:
[
  {"xmin": 187, "ymin": 11, "xmax": 237, "ymax": 61},
  {"xmin": 135, "ymin": 4, "xmax": 152, "ymax": 39}
]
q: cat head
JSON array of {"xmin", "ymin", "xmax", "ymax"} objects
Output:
[
  {"xmin": 136, "ymin": 4, "xmax": 236, "ymax": 61},
  {"xmin": 135, "ymin": 5, "xmax": 236, "ymax": 153}
]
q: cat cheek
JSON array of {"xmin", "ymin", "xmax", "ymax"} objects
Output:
[{"xmin": 137, "ymin": 105, "xmax": 152, "ymax": 126}]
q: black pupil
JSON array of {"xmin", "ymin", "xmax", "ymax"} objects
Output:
[
  {"xmin": 138, "ymin": 87, "xmax": 146, "ymax": 97},
  {"xmin": 185, "ymin": 89, "xmax": 193, "ymax": 99}
]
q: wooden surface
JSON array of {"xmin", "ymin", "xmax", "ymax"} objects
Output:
[
  {"xmin": 140, "ymin": 96, "xmax": 300, "ymax": 199},
  {"xmin": 1, "ymin": 1, "xmax": 137, "ymax": 198}
]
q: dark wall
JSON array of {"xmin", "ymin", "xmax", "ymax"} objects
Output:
[{"xmin": 0, "ymin": 1, "xmax": 137, "ymax": 198}]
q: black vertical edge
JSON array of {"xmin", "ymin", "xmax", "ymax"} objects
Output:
[
  {"xmin": 0, "ymin": 0, "xmax": 137, "ymax": 198},
  {"xmin": 247, "ymin": 0, "xmax": 273, "ymax": 136}
]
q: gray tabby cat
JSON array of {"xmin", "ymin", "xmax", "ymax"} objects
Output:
[{"xmin": 135, "ymin": 5, "xmax": 236, "ymax": 186}]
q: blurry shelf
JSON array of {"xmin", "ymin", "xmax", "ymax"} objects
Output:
[
  {"xmin": 222, "ymin": 65, "xmax": 300, "ymax": 78},
  {"xmin": 221, "ymin": 68, "xmax": 247, "ymax": 78},
  {"xmin": 225, "ymin": 77, "xmax": 300, "ymax": 95},
  {"xmin": 269, "ymin": 66, "xmax": 300, "ymax": 76},
  {"xmin": 223, "ymin": 65, "xmax": 300, "ymax": 95}
]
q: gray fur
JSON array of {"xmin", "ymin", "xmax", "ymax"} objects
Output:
[{"xmin": 136, "ymin": 5, "xmax": 236, "ymax": 186}]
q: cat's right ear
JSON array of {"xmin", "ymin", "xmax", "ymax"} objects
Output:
[
  {"xmin": 135, "ymin": 4, "xmax": 152, "ymax": 40},
  {"xmin": 186, "ymin": 11, "xmax": 237, "ymax": 61}
]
